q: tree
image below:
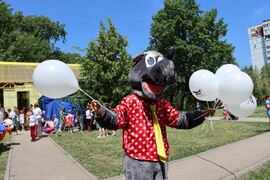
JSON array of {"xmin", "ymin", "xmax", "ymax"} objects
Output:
[
  {"xmin": 79, "ymin": 18, "xmax": 132, "ymax": 106},
  {"xmin": 241, "ymin": 65, "xmax": 270, "ymax": 105},
  {"xmin": 259, "ymin": 64, "xmax": 270, "ymax": 103},
  {"xmin": 0, "ymin": 0, "xmax": 78, "ymax": 63},
  {"xmin": 242, "ymin": 66, "xmax": 264, "ymax": 105},
  {"xmin": 149, "ymin": 0, "xmax": 236, "ymax": 109}
]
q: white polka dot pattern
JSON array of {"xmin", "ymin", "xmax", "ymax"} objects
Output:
[{"xmin": 113, "ymin": 94, "xmax": 180, "ymax": 161}]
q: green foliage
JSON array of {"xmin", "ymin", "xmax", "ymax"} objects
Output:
[
  {"xmin": 149, "ymin": 0, "xmax": 236, "ymax": 109},
  {"xmin": 0, "ymin": 135, "xmax": 12, "ymax": 180},
  {"xmin": 0, "ymin": 0, "xmax": 80, "ymax": 63},
  {"xmin": 79, "ymin": 18, "xmax": 132, "ymax": 106},
  {"xmin": 246, "ymin": 161, "xmax": 270, "ymax": 179},
  {"xmin": 260, "ymin": 64, "xmax": 270, "ymax": 98},
  {"xmin": 242, "ymin": 65, "xmax": 270, "ymax": 105}
]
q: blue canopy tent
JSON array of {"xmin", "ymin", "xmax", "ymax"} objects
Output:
[{"xmin": 38, "ymin": 96, "xmax": 82, "ymax": 120}]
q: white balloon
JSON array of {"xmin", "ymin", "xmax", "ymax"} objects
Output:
[
  {"xmin": 227, "ymin": 95, "xmax": 257, "ymax": 117},
  {"xmin": 215, "ymin": 64, "xmax": 240, "ymax": 80},
  {"xmin": 219, "ymin": 71, "xmax": 253, "ymax": 104},
  {"xmin": 32, "ymin": 60, "xmax": 79, "ymax": 99},
  {"xmin": 189, "ymin": 69, "xmax": 219, "ymax": 101}
]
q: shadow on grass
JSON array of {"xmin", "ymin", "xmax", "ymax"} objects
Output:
[
  {"xmin": 256, "ymin": 129, "xmax": 270, "ymax": 133},
  {"xmin": 0, "ymin": 142, "xmax": 20, "ymax": 156},
  {"xmin": 41, "ymin": 134, "xmax": 49, "ymax": 138}
]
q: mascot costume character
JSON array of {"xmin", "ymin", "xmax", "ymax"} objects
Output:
[{"xmin": 92, "ymin": 49, "xmax": 214, "ymax": 179}]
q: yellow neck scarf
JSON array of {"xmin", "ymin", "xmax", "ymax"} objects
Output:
[{"xmin": 149, "ymin": 104, "xmax": 167, "ymax": 163}]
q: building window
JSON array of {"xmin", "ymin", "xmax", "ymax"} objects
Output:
[
  {"xmin": 267, "ymin": 45, "xmax": 270, "ymax": 49},
  {"xmin": 265, "ymin": 34, "xmax": 270, "ymax": 41}
]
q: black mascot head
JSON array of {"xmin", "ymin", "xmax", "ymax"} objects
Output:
[{"xmin": 128, "ymin": 48, "xmax": 176, "ymax": 101}]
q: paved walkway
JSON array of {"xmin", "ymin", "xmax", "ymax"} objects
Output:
[
  {"xmin": 4, "ymin": 131, "xmax": 97, "ymax": 180},
  {"xmin": 109, "ymin": 117, "xmax": 270, "ymax": 180},
  {"xmin": 4, "ymin": 117, "xmax": 270, "ymax": 180}
]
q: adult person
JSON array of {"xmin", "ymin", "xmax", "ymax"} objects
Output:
[
  {"xmin": 0, "ymin": 103, "xmax": 4, "ymax": 123},
  {"xmin": 43, "ymin": 118, "xmax": 55, "ymax": 134},
  {"xmin": 265, "ymin": 95, "xmax": 270, "ymax": 127},
  {"xmin": 8, "ymin": 108, "xmax": 16, "ymax": 120},
  {"xmin": 196, "ymin": 101, "xmax": 201, "ymax": 111},
  {"xmin": 78, "ymin": 111, "xmax": 85, "ymax": 132},
  {"xmin": 59, "ymin": 107, "xmax": 66, "ymax": 132},
  {"xmin": 53, "ymin": 114, "xmax": 60, "ymax": 132},
  {"xmin": 32, "ymin": 102, "xmax": 42, "ymax": 138}
]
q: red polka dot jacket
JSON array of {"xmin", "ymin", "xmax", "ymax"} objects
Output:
[{"xmin": 96, "ymin": 94, "xmax": 205, "ymax": 161}]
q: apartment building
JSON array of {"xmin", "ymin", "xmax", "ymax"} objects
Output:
[{"xmin": 248, "ymin": 19, "xmax": 270, "ymax": 70}]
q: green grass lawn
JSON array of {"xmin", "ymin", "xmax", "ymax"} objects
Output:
[
  {"xmin": 50, "ymin": 121, "xmax": 269, "ymax": 179},
  {"xmin": 0, "ymin": 134, "xmax": 12, "ymax": 180},
  {"xmin": 248, "ymin": 106, "xmax": 267, "ymax": 118},
  {"xmin": 1, "ymin": 106, "xmax": 269, "ymax": 180},
  {"xmin": 214, "ymin": 105, "xmax": 267, "ymax": 118},
  {"xmin": 244, "ymin": 161, "xmax": 270, "ymax": 180}
]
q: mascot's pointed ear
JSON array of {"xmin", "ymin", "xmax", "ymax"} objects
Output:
[
  {"xmin": 132, "ymin": 53, "xmax": 144, "ymax": 62},
  {"xmin": 165, "ymin": 46, "xmax": 175, "ymax": 60}
]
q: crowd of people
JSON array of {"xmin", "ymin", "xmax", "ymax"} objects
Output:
[
  {"xmin": 0, "ymin": 101, "xmax": 116, "ymax": 142},
  {"xmin": 57, "ymin": 102, "xmax": 116, "ymax": 138}
]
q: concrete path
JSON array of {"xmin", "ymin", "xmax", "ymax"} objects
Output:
[
  {"xmin": 4, "ymin": 118, "xmax": 270, "ymax": 180},
  {"xmin": 168, "ymin": 132, "xmax": 270, "ymax": 180},
  {"xmin": 4, "ymin": 131, "xmax": 97, "ymax": 180},
  {"xmin": 109, "ymin": 118, "xmax": 270, "ymax": 180}
]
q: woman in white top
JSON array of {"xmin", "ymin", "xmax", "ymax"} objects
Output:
[{"xmin": 32, "ymin": 103, "xmax": 42, "ymax": 138}]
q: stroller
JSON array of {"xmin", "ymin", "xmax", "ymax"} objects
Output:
[{"xmin": 228, "ymin": 112, "xmax": 239, "ymax": 120}]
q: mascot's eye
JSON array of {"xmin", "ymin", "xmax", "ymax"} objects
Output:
[
  {"xmin": 145, "ymin": 54, "xmax": 156, "ymax": 68},
  {"xmin": 157, "ymin": 56, "xmax": 163, "ymax": 62}
]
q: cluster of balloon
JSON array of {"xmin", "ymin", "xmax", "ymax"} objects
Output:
[
  {"xmin": 32, "ymin": 60, "xmax": 79, "ymax": 99},
  {"xmin": 189, "ymin": 64, "xmax": 256, "ymax": 117}
]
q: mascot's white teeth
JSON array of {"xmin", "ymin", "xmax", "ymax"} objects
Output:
[{"xmin": 143, "ymin": 82, "xmax": 163, "ymax": 94}]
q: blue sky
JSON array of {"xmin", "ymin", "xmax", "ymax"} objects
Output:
[{"xmin": 4, "ymin": 0, "xmax": 270, "ymax": 68}]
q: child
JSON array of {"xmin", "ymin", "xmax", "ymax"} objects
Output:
[
  {"xmin": 223, "ymin": 107, "xmax": 228, "ymax": 120},
  {"xmin": 66, "ymin": 110, "xmax": 74, "ymax": 133},
  {"xmin": 27, "ymin": 111, "xmax": 37, "ymax": 141},
  {"xmin": 19, "ymin": 110, "xmax": 25, "ymax": 131},
  {"xmin": 53, "ymin": 114, "xmax": 60, "ymax": 132}
]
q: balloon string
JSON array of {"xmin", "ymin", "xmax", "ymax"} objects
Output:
[
  {"xmin": 79, "ymin": 87, "xmax": 95, "ymax": 101},
  {"xmin": 213, "ymin": 99, "xmax": 218, "ymax": 109},
  {"xmin": 213, "ymin": 99, "xmax": 222, "ymax": 110},
  {"xmin": 78, "ymin": 88, "xmax": 115, "ymax": 116},
  {"xmin": 194, "ymin": 111, "xmax": 212, "ymax": 121}
]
